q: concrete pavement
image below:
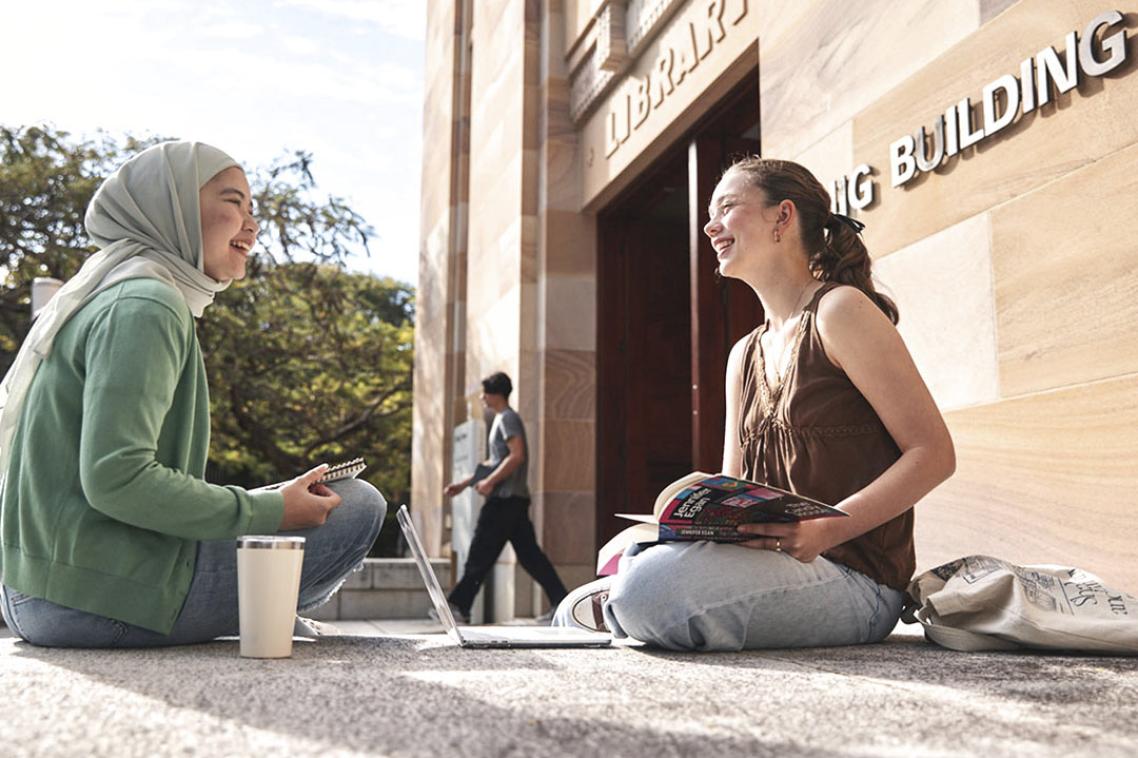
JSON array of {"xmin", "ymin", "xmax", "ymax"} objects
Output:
[{"xmin": 2, "ymin": 620, "xmax": 1136, "ymax": 757}]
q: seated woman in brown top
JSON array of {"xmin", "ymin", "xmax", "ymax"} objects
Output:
[{"xmin": 556, "ymin": 157, "xmax": 955, "ymax": 650}]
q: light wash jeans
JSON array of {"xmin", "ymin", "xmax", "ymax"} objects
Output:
[
  {"xmin": 555, "ymin": 540, "xmax": 903, "ymax": 651},
  {"xmin": 0, "ymin": 479, "xmax": 386, "ymax": 648}
]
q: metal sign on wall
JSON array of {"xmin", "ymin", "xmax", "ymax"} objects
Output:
[{"xmin": 829, "ymin": 10, "xmax": 1128, "ymax": 214}]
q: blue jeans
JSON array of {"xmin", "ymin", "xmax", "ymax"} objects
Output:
[
  {"xmin": 0, "ymin": 479, "xmax": 386, "ymax": 648},
  {"xmin": 558, "ymin": 540, "xmax": 903, "ymax": 651}
]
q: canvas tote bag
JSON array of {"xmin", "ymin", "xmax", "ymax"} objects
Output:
[{"xmin": 903, "ymin": 555, "xmax": 1138, "ymax": 655}]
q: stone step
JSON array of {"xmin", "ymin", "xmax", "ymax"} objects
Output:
[{"xmin": 307, "ymin": 557, "xmax": 451, "ymax": 621}]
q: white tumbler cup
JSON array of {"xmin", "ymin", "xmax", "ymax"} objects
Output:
[{"xmin": 237, "ymin": 536, "xmax": 306, "ymax": 658}]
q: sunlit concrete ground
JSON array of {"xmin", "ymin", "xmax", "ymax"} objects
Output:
[{"xmin": 2, "ymin": 619, "xmax": 1136, "ymax": 757}]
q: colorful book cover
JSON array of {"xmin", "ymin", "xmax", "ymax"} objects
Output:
[{"xmin": 614, "ymin": 471, "xmax": 846, "ymax": 546}]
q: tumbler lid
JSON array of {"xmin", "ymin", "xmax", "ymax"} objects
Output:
[{"xmin": 237, "ymin": 535, "xmax": 306, "ymax": 550}]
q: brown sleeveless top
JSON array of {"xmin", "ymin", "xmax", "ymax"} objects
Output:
[{"xmin": 739, "ymin": 282, "xmax": 914, "ymax": 591}]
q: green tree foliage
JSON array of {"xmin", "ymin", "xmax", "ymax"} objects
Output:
[
  {"xmin": 1, "ymin": 126, "xmax": 413, "ymax": 552},
  {"xmin": 0, "ymin": 127, "xmax": 165, "ymax": 368},
  {"xmin": 199, "ymin": 264, "xmax": 413, "ymax": 506}
]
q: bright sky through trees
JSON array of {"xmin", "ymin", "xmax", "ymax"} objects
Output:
[{"xmin": 0, "ymin": 0, "xmax": 424, "ymax": 285}]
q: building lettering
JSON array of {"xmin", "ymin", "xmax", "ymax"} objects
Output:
[
  {"xmin": 827, "ymin": 10, "xmax": 1128, "ymax": 213},
  {"xmin": 606, "ymin": 0, "xmax": 748, "ymax": 158},
  {"xmin": 830, "ymin": 164, "xmax": 874, "ymax": 215},
  {"xmin": 889, "ymin": 10, "xmax": 1127, "ymax": 188}
]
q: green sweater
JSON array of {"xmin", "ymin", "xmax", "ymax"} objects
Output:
[{"xmin": 0, "ymin": 278, "xmax": 284, "ymax": 634}]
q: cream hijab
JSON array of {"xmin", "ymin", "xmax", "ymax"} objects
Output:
[{"xmin": 0, "ymin": 140, "xmax": 240, "ymax": 477}]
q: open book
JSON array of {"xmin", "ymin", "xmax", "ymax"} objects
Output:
[{"xmin": 597, "ymin": 471, "xmax": 847, "ymax": 575}]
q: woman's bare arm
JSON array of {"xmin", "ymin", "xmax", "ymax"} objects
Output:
[{"xmin": 721, "ymin": 335, "xmax": 750, "ymax": 478}]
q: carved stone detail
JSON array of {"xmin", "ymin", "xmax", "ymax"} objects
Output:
[
  {"xmin": 596, "ymin": 2, "xmax": 629, "ymax": 72},
  {"xmin": 626, "ymin": 0, "xmax": 684, "ymax": 52},
  {"xmin": 568, "ymin": 0, "xmax": 685, "ymax": 124}
]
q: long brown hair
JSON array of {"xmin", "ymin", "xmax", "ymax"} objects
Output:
[{"xmin": 727, "ymin": 156, "xmax": 899, "ymax": 325}]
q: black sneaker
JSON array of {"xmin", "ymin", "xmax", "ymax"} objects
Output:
[{"xmin": 428, "ymin": 602, "xmax": 470, "ymax": 625}]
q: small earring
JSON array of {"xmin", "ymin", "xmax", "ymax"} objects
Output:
[{"xmin": 774, "ymin": 229, "xmax": 781, "ymax": 243}]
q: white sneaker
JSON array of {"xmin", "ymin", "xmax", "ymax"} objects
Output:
[
  {"xmin": 570, "ymin": 590, "xmax": 609, "ymax": 633},
  {"xmin": 557, "ymin": 577, "xmax": 612, "ymax": 633}
]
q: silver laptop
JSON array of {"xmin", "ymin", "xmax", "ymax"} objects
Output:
[{"xmin": 396, "ymin": 505, "xmax": 611, "ymax": 649}]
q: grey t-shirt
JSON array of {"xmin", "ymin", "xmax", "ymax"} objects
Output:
[{"xmin": 486, "ymin": 407, "xmax": 529, "ymax": 498}]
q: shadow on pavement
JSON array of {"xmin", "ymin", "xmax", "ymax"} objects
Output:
[
  {"xmin": 8, "ymin": 628, "xmax": 1138, "ymax": 756},
  {"xmin": 7, "ymin": 635, "xmax": 847, "ymax": 757}
]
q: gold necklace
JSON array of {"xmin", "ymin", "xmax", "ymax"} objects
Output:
[{"xmin": 765, "ymin": 279, "xmax": 815, "ymax": 387}]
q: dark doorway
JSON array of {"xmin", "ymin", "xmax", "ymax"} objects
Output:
[
  {"xmin": 597, "ymin": 149, "xmax": 692, "ymax": 550},
  {"xmin": 596, "ymin": 72, "xmax": 763, "ymax": 549},
  {"xmin": 687, "ymin": 77, "xmax": 765, "ymax": 473}
]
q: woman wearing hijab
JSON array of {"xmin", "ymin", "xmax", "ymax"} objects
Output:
[{"xmin": 0, "ymin": 141, "xmax": 387, "ymax": 647}]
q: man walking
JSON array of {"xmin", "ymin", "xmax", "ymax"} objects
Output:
[{"xmin": 441, "ymin": 372, "xmax": 568, "ymax": 624}]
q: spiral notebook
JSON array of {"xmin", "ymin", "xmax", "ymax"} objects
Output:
[
  {"xmin": 317, "ymin": 457, "xmax": 367, "ymax": 484},
  {"xmin": 263, "ymin": 458, "xmax": 366, "ymax": 490}
]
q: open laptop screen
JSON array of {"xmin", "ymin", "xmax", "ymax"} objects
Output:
[{"xmin": 396, "ymin": 505, "xmax": 464, "ymax": 644}]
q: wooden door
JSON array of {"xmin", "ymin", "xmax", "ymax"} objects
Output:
[
  {"xmin": 688, "ymin": 80, "xmax": 763, "ymax": 473},
  {"xmin": 595, "ymin": 71, "xmax": 762, "ymax": 550},
  {"xmin": 597, "ymin": 154, "xmax": 692, "ymax": 547}
]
